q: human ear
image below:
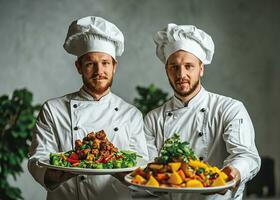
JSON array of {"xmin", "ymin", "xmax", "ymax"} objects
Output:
[
  {"xmin": 75, "ymin": 60, "xmax": 83, "ymax": 75},
  {"xmin": 113, "ymin": 59, "xmax": 118, "ymax": 74},
  {"xmin": 200, "ymin": 63, "xmax": 204, "ymax": 77}
]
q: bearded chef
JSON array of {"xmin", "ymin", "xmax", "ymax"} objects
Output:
[
  {"xmin": 28, "ymin": 16, "xmax": 148, "ymax": 200},
  {"xmin": 144, "ymin": 23, "xmax": 261, "ymax": 200}
]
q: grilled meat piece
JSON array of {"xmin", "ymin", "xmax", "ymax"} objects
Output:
[
  {"xmin": 87, "ymin": 132, "xmax": 95, "ymax": 140},
  {"xmin": 100, "ymin": 141, "xmax": 112, "ymax": 151},
  {"xmin": 111, "ymin": 147, "xmax": 119, "ymax": 153},
  {"xmin": 100, "ymin": 150, "xmax": 110, "ymax": 158},
  {"xmin": 93, "ymin": 139, "xmax": 101, "ymax": 149},
  {"xmin": 91, "ymin": 148, "xmax": 99, "ymax": 156},
  {"xmin": 75, "ymin": 139, "xmax": 83, "ymax": 148},
  {"xmin": 96, "ymin": 130, "xmax": 106, "ymax": 140}
]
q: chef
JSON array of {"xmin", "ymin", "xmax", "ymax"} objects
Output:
[
  {"xmin": 28, "ymin": 16, "xmax": 148, "ymax": 200},
  {"xmin": 144, "ymin": 23, "xmax": 261, "ymax": 199}
]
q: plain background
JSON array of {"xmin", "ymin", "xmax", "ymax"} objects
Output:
[{"xmin": 1, "ymin": 0, "xmax": 279, "ymax": 199}]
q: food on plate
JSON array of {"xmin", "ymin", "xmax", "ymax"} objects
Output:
[
  {"xmin": 130, "ymin": 134, "xmax": 229, "ymax": 188},
  {"xmin": 49, "ymin": 130, "xmax": 140, "ymax": 169}
]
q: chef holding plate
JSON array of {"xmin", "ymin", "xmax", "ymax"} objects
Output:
[
  {"xmin": 144, "ymin": 23, "xmax": 261, "ymax": 200},
  {"xmin": 28, "ymin": 16, "xmax": 148, "ymax": 200}
]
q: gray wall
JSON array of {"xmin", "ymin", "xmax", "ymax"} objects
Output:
[{"xmin": 1, "ymin": 0, "xmax": 280, "ymax": 199}]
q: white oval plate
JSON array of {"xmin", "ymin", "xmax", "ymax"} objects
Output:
[
  {"xmin": 38, "ymin": 158, "xmax": 147, "ymax": 175},
  {"xmin": 124, "ymin": 173, "xmax": 236, "ymax": 193}
]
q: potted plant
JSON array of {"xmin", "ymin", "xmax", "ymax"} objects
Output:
[
  {"xmin": 0, "ymin": 89, "xmax": 40, "ymax": 200},
  {"xmin": 133, "ymin": 84, "xmax": 169, "ymax": 115}
]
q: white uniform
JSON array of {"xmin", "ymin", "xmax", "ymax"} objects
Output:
[
  {"xmin": 28, "ymin": 88, "xmax": 148, "ymax": 200},
  {"xmin": 144, "ymin": 87, "xmax": 261, "ymax": 200}
]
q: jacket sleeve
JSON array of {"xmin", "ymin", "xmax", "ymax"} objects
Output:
[
  {"xmin": 143, "ymin": 112, "xmax": 160, "ymax": 162},
  {"xmin": 128, "ymin": 109, "xmax": 149, "ymax": 162},
  {"xmin": 222, "ymin": 101, "xmax": 261, "ymax": 196},
  {"xmin": 27, "ymin": 102, "xmax": 60, "ymax": 190}
]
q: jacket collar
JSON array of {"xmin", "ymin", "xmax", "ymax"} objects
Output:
[
  {"xmin": 77, "ymin": 87, "xmax": 112, "ymax": 102},
  {"xmin": 171, "ymin": 87, "xmax": 207, "ymax": 110}
]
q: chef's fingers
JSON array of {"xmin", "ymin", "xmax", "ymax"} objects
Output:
[{"xmin": 222, "ymin": 165, "xmax": 241, "ymax": 191}]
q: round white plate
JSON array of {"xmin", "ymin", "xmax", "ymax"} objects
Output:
[
  {"xmin": 124, "ymin": 173, "xmax": 236, "ymax": 193},
  {"xmin": 38, "ymin": 158, "xmax": 147, "ymax": 175}
]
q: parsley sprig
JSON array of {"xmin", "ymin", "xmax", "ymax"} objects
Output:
[{"xmin": 155, "ymin": 133, "xmax": 198, "ymax": 164}]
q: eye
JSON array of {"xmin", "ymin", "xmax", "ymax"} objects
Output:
[
  {"xmin": 185, "ymin": 64, "xmax": 194, "ymax": 70},
  {"xmin": 84, "ymin": 62, "xmax": 94, "ymax": 67},
  {"xmin": 102, "ymin": 61, "xmax": 110, "ymax": 65},
  {"xmin": 169, "ymin": 64, "xmax": 179, "ymax": 70}
]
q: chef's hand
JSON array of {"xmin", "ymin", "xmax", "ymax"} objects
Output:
[
  {"xmin": 215, "ymin": 165, "xmax": 241, "ymax": 195},
  {"xmin": 203, "ymin": 165, "xmax": 241, "ymax": 196},
  {"xmin": 221, "ymin": 165, "xmax": 241, "ymax": 192},
  {"xmin": 44, "ymin": 168, "xmax": 77, "ymax": 188}
]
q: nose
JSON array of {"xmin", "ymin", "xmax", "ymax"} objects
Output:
[
  {"xmin": 176, "ymin": 65, "xmax": 188, "ymax": 78},
  {"xmin": 93, "ymin": 63, "xmax": 104, "ymax": 74}
]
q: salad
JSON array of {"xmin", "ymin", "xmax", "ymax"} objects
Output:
[
  {"xmin": 50, "ymin": 130, "xmax": 140, "ymax": 169},
  {"xmin": 130, "ymin": 134, "xmax": 228, "ymax": 188}
]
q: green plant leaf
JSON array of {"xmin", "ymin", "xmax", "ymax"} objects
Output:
[
  {"xmin": 0, "ymin": 88, "xmax": 40, "ymax": 199},
  {"xmin": 133, "ymin": 84, "xmax": 169, "ymax": 115}
]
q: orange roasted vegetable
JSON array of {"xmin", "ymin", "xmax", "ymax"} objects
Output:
[
  {"xmin": 168, "ymin": 162, "xmax": 181, "ymax": 172},
  {"xmin": 186, "ymin": 179, "xmax": 204, "ymax": 188},
  {"xmin": 178, "ymin": 169, "xmax": 186, "ymax": 180},
  {"xmin": 132, "ymin": 175, "xmax": 147, "ymax": 184},
  {"xmin": 168, "ymin": 171, "xmax": 183, "ymax": 185},
  {"xmin": 211, "ymin": 174, "xmax": 226, "ymax": 187},
  {"xmin": 146, "ymin": 175, "xmax": 159, "ymax": 187}
]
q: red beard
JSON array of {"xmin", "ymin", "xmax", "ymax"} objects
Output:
[{"xmin": 83, "ymin": 76, "xmax": 113, "ymax": 95}]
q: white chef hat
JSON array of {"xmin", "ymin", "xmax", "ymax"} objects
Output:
[
  {"xmin": 154, "ymin": 23, "xmax": 214, "ymax": 65},
  {"xmin": 63, "ymin": 16, "xmax": 124, "ymax": 59}
]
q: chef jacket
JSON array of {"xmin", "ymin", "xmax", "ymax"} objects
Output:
[
  {"xmin": 144, "ymin": 87, "xmax": 260, "ymax": 200},
  {"xmin": 28, "ymin": 88, "xmax": 148, "ymax": 200}
]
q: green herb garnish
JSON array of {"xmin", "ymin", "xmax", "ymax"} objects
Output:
[{"xmin": 155, "ymin": 133, "xmax": 198, "ymax": 164}]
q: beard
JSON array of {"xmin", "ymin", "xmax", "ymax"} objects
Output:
[
  {"xmin": 168, "ymin": 77, "xmax": 200, "ymax": 97},
  {"xmin": 83, "ymin": 75, "xmax": 113, "ymax": 95}
]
